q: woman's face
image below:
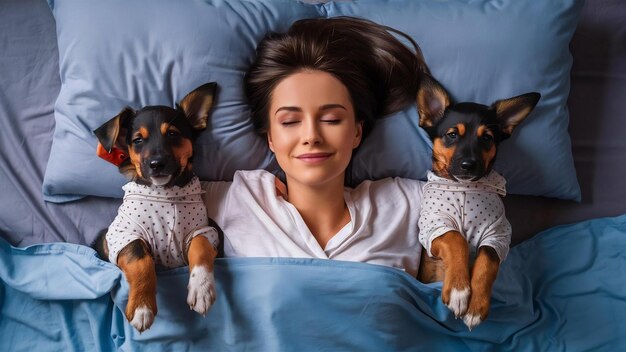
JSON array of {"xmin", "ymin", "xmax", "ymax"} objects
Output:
[{"xmin": 268, "ymin": 70, "xmax": 362, "ymax": 189}]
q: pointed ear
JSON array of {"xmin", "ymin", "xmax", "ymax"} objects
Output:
[
  {"xmin": 178, "ymin": 82, "xmax": 218, "ymax": 130},
  {"xmin": 492, "ymin": 92, "xmax": 541, "ymax": 136},
  {"xmin": 93, "ymin": 107, "xmax": 134, "ymax": 152},
  {"xmin": 416, "ymin": 75, "xmax": 451, "ymax": 128}
]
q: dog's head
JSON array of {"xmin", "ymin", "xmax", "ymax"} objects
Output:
[
  {"xmin": 94, "ymin": 82, "xmax": 217, "ymax": 187},
  {"xmin": 416, "ymin": 75, "xmax": 540, "ymax": 181}
]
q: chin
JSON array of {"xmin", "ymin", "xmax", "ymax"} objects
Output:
[{"xmin": 286, "ymin": 170, "xmax": 346, "ymax": 189}]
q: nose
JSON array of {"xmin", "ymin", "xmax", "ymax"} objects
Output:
[
  {"xmin": 303, "ymin": 118, "xmax": 322, "ymax": 145},
  {"xmin": 149, "ymin": 158, "xmax": 165, "ymax": 172},
  {"xmin": 461, "ymin": 159, "xmax": 477, "ymax": 171}
]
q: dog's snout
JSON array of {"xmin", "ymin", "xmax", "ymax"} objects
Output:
[
  {"xmin": 149, "ymin": 158, "xmax": 165, "ymax": 172},
  {"xmin": 461, "ymin": 160, "xmax": 477, "ymax": 171}
]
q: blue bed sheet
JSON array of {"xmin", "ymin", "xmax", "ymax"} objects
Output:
[{"xmin": 2, "ymin": 214, "xmax": 626, "ymax": 351}]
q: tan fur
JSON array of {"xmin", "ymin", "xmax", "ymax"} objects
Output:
[
  {"xmin": 417, "ymin": 249, "xmax": 445, "ymax": 283},
  {"xmin": 128, "ymin": 148, "xmax": 143, "ymax": 178},
  {"xmin": 478, "ymin": 126, "xmax": 496, "ymax": 171},
  {"xmin": 118, "ymin": 247, "xmax": 158, "ymax": 323},
  {"xmin": 174, "ymin": 138, "xmax": 193, "ymax": 174},
  {"xmin": 432, "ymin": 138, "xmax": 454, "ymax": 179},
  {"xmin": 467, "ymin": 247, "xmax": 500, "ymax": 321},
  {"xmin": 187, "ymin": 236, "xmax": 218, "ymax": 273},
  {"xmin": 425, "ymin": 231, "xmax": 471, "ymax": 306},
  {"xmin": 454, "ymin": 124, "xmax": 466, "ymax": 137}
]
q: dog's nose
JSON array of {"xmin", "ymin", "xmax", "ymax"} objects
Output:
[
  {"xmin": 461, "ymin": 160, "xmax": 477, "ymax": 171},
  {"xmin": 149, "ymin": 159, "xmax": 165, "ymax": 172}
]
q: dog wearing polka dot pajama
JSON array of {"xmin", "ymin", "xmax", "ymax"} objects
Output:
[
  {"xmin": 92, "ymin": 83, "xmax": 220, "ymax": 332},
  {"xmin": 415, "ymin": 75, "xmax": 540, "ymax": 330}
]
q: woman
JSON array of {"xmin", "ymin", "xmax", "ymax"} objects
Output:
[{"xmin": 202, "ymin": 17, "xmax": 428, "ymax": 277}]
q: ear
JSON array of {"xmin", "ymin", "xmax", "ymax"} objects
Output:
[
  {"xmin": 353, "ymin": 120, "xmax": 363, "ymax": 149},
  {"xmin": 93, "ymin": 107, "xmax": 135, "ymax": 152},
  {"xmin": 178, "ymin": 82, "xmax": 218, "ymax": 130},
  {"xmin": 267, "ymin": 131, "xmax": 275, "ymax": 153},
  {"xmin": 416, "ymin": 75, "xmax": 451, "ymax": 128},
  {"xmin": 492, "ymin": 92, "xmax": 541, "ymax": 136}
]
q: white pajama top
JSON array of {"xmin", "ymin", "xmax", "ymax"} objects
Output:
[
  {"xmin": 106, "ymin": 177, "xmax": 219, "ymax": 268},
  {"xmin": 418, "ymin": 170, "xmax": 511, "ymax": 263},
  {"xmin": 201, "ymin": 170, "xmax": 424, "ymax": 277}
]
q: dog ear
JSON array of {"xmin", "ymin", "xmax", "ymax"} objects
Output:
[
  {"xmin": 178, "ymin": 82, "xmax": 218, "ymax": 130},
  {"xmin": 416, "ymin": 75, "xmax": 450, "ymax": 128},
  {"xmin": 492, "ymin": 92, "xmax": 541, "ymax": 136},
  {"xmin": 94, "ymin": 107, "xmax": 134, "ymax": 152}
]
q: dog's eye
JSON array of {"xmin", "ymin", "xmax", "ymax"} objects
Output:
[
  {"xmin": 446, "ymin": 132, "xmax": 458, "ymax": 140},
  {"xmin": 166, "ymin": 130, "xmax": 180, "ymax": 137},
  {"xmin": 481, "ymin": 134, "xmax": 494, "ymax": 142},
  {"xmin": 132, "ymin": 137, "xmax": 143, "ymax": 145}
]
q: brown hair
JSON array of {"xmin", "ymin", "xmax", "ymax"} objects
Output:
[{"xmin": 244, "ymin": 16, "xmax": 428, "ymax": 137}]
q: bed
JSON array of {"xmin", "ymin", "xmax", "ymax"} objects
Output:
[{"xmin": 1, "ymin": 0, "xmax": 625, "ymax": 351}]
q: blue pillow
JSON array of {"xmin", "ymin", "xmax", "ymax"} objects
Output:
[
  {"xmin": 338, "ymin": 0, "xmax": 583, "ymax": 200},
  {"xmin": 44, "ymin": 0, "xmax": 583, "ymax": 202},
  {"xmin": 43, "ymin": 0, "xmax": 321, "ymax": 202}
]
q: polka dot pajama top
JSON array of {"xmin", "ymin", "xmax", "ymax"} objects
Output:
[
  {"xmin": 106, "ymin": 177, "xmax": 219, "ymax": 268},
  {"xmin": 418, "ymin": 170, "xmax": 511, "ymax": 263}
]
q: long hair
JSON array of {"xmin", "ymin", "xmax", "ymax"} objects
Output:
[{"xmin": 244, "ymin": 16, "xmax": 429, "ymax": 138}]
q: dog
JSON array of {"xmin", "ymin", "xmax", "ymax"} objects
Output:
[
  {"xmin": 415, "ymin": 75, "xmax": 540, "ymax": 330},
  {"xmin": 93, "ymin": 82, "xmax": 220, "ymax": 332}
]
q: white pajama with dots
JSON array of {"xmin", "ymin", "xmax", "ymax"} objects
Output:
[
  {"xmin": 106, "ymin": 177, "xmax": 219, "ymax": 268},
  {"xmin": 418, "ymin": 170, "xmax": 511, "ymax": 263}
]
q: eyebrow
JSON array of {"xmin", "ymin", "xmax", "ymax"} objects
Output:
[{"xmin": 274, "ymin": 104, "xmax": 347, "ymax": 116}]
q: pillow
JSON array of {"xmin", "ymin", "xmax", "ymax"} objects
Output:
[
  {"xmin": 45, "ymin": 0, "xmax": 583, "ymax": 202},
  {"xmin": 339, "ymin": 0, "xmax": 584, "ymax": 200},
  {"xmin": 43, "ymin": 0, "xmax": 321, "ymax": 202}
]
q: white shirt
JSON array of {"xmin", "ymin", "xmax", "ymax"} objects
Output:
[
  {"xmin": 418, "ymin": 171, "xmax": 511, "ymax": 263},
  {"xmin": 106, "ymin": 177, "xmax": 219, "ymax": 268},
  {"xmin": 201, "ymin": 170, "xmax": 424, "ymax": 277}
]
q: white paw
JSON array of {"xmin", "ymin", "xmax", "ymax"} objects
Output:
[
  {"xmin": 463, "ymin": 313, "xmax": 483, "ymax": 331},
  {"xmin": 187, "ymin": 266, "xmax": 216, "ymax": 316},
  {"xmin": 447, "ymin": 287, "xmax": 470, "ymax": 318},
  {"xmin": 130, "ymin": 305, "xmax": 154, "ymax": 332}
]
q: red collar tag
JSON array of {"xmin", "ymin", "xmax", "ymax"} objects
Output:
[{"xmin": 96, "ymin": 143, "xmax": 128, "ymax": 166}]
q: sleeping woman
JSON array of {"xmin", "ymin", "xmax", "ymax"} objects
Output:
[{"xmin": 201, "ymin": 17, "xmax": 427, "ymax": 277}]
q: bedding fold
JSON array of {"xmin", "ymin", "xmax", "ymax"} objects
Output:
[{"xmin": 2, "ymin": 214, "xmax": 626, "ymax": 351}]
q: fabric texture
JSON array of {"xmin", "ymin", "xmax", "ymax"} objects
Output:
[
  {"xmin": 106, "ymin": 177, "xmax": 218, "ymax": 268},
  {"xmin": 43, "ymin": 0, "xmax": 583, "ymax": 202},
  {"xmin": 202, "ymin": 170, "xmax": 424, "ymax": 276},
  {"xmin": 2, "ymin": 214, "xmax": 626, "ymax": 351},
  {"xmin": 419, "ymin": 171, "xmax": 511, "ymax": 262}
]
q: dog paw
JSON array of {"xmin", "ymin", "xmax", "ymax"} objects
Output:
[
  {"xmin": 463, "ymin": 313, "xmax": 483, "ymax": 331},
  {"xmin": 130, "ymin": 305, "xmax": 155, "ymax": 332},
  {"xmin": 462, "ymin": 293, "xmax": 490, "ymax": 330},
  {"xmin": 446, "ymin": 287, "xmax": 470, "ymax": 318},
  {"xmin": 187, "ymin": 266, "xmax": 216, "ymax": 316}
]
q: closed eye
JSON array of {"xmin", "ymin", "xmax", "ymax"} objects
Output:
[{"xmin": 280, "ymin": 120, "xmax": 300, "ymax": 127}]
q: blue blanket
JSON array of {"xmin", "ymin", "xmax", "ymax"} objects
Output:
[{"xmin": 2, "ymin": 215, "xmax": 626, "ymax": 351}]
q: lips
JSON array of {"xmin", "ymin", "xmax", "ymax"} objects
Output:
[{"xmin": 296, "ymin": 152, "xmax": 332, "ymax": 164}]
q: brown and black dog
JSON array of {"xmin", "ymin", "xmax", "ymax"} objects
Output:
[
  {"xmin": 416, "ymin": 75, "xmax": 540, "ymax": 330},
  {"xmin": 93, "ymin": 83, "xmax": 220, "ymax": 332}
]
